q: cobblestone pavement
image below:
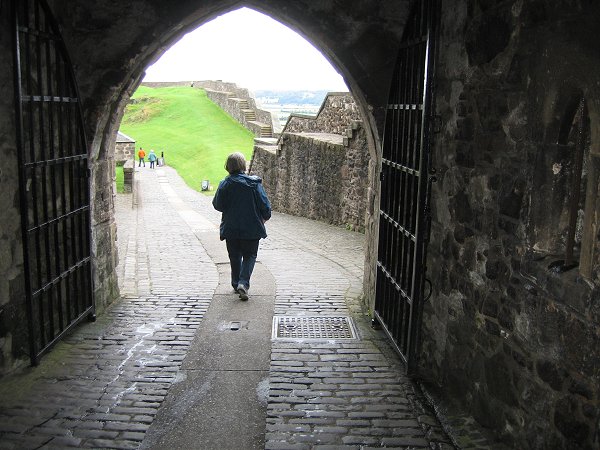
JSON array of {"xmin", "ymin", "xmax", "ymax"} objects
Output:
[{"xmin": 0, "ymin": 165, "xmax": 462, "ymax": 449}]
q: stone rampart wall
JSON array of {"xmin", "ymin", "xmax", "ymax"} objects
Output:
[
  {"xmin": 204, "ymin": 90, "xmax": 239, "ymax": 123},
  {"xmin": 251, "ymin": 125, "xmax": 368, "ymax": 231},
  {"xmin": 246, "ymin": 122, "xmax": 268, "ymax": 139},
  {"xmin": 115, "ymin": 141, "xmax": 135, "ymax": 164},
  {"xmin": 255, "ymin": 108, "xmax": 275, "ymax": 126},
  {"xmin": 204, "ymin": 90, "xmax": 230, "ymax": 106},
  {"xmin": 195, "ymin": 82, "xmax": 275, "ymax": 137},
  {"xmin": 251, "ymin": 91, "xmax": 368, "ymax": 231},
  {"xmin": 193, "ymin": 80, "xmax": 243, "ymax": 94},
  {"xmin": 410, "ymin": 2, "xmax": 600, "ymax": 449},
  {"xmin": 285, "ymin": 93, "xmax": 361, "ymax": 134},
  {"xmin": 141, "ymin": 81, "xmax": 193, "ymax": 88},
  {"xmin": 250, "ymin": 145, "xmax": 279, "ymax": 197},
  {"xmin": 123, "ymin": 160, "xmax": 135, "ymax": 193}
]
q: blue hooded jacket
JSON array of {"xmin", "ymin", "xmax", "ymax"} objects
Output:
[{"xmin": 212, "ymin": 173, "xmax": 272, "ymax": 240}]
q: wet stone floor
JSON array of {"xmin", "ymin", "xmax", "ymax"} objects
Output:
[{"xmin": 0, "ymin": 166, "xmax": 486, "ymax": 449}]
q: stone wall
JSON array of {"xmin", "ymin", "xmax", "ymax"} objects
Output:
[
  {"xmin": 193, "ymin": 81, "xmax": 276, "ymax": 137},
  {"xmin": 140, "ymin": 80, "xmax": 276, "ymax": 136},
  {"xmin": 0, "ymin": 2, "xmax": 595, "ymax": 447},
  {"xmin": 115, "ymin": 141, "xmax": 135, "ymax": 163},
  {"xmin": 416, "ymin": 1, "xmax": 600, "ymax": 449},
  {"xmin": 0, "ymin": 0, "xmax": 402, "ymax": 380},
  {"xmin": 0, "ymin": 12, "xmax": 28, "ymax": 376},
  {"xmin": 0, "ymin": 9, "xmax": 124, "ymax": 377},
  {"xmin": 252, "ymin": 129, "xmax": 368, "ymax": 231},
  {"xmin": 123, "ymin": 160, "xmax": 135, "ymax": 193},
  {"xmin": 114, "ymin": 132, "xmax": 136, "ymax": 164},
  {"xmin": 250, "ymin": 94, "xmax": 369, "ymax": 232},
  {"xmin": 284, "ymin": 93, "xmax": 361, "ymax": 134},
  {"xmin": 204, "ymin": 89, "xmax": 244, "ymax": 123},
  {"xmin": 92, "ymin": 156, "xmax": 120, "ymax": 312},
  {"xmin": 141, "ymin": 81, "xmax": 194, "ymax": 88},
  {"xmin": 254, "ymin": 107, "xmax": 275, "ymax": 127},
  {"xmin": 193, "ymin": 80, "xmax": 242, "ymax": 94}
]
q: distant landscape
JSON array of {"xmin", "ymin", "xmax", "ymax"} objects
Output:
[
  {"xmin": 254, "ymin": 89, "xmax": 330, "ymax": 105},
  {"xmin": 120, "ymin": 86, "xmax": 254, "ymax": 193},
  {"xmin": 255, "ymin": 89, "xmax": 337, "ymax": 128},
  {"xmin": 118, "ymin": 86, "xmax": 342, "ymax": 192}
]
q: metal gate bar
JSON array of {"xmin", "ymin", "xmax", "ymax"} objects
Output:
[
  {"xmin": 374, "ymin": 0, "xmax": 439, "ymax": 375},
  {"xmin": 13, "ymin": 0, "xmax": 95, "ymax": 365}
]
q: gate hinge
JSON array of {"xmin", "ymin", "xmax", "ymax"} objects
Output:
[
  {"xmin": 379, "ymin": 171, "xmax": 385, "ymax": 182},
  {"xmin": 424, "ymin": 278, "xmax": 433, "ymax": 301}
]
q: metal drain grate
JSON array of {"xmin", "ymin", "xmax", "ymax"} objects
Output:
[{"xmin": 272, "ymin": 316, "xmax": 359, "ymax": 340}]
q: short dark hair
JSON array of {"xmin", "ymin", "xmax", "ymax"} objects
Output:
[{"xmin": 225, "ymin": 152, "xmax": 247, "ymax": 174}]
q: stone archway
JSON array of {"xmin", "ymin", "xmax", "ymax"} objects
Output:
[
  {"xmin": 77, "ymin": 1, "xmax": 411, "ymax": 312},
  {"xmin": 0, "ymin": 0, "xmax": 415, "ymax": 372}
]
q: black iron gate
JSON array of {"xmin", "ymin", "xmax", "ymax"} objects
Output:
[
  {"xmin": 12, "ymin": 0, "xmax": 95, "ymax": 365},
  {"xmin": 374, "ymin": 0, "xmax": 439, "ymax": 375}
]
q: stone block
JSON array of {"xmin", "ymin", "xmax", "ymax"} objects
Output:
[
  {"xmin": 553, "ymin": 396, "xmax": 591, "ymax": 444},
  {"xmin": 485, "ymin": 353, "xmax": 518, "ymax": 407},
  {"xmin": 123, "ymin": 160, "xmax": 134, "ymax": 193},
  {"xmin": 567, "ymin": 378, "xmax": 593, "ymax": 400}
]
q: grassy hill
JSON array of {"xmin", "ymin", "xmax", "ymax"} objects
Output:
[{"xmin": 119, "ymin": 86, "xmax": 255, "ymax": 192}]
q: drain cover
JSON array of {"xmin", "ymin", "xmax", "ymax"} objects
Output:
[{"xmin": 272, "ymin": 316, "xmax": 358, "ymax": 340}]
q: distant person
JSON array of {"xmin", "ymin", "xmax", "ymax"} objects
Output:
[
  {"xmin": 148, "ymin": 149, "xmax": 157, "ymax": 169},
  {"xmin": 138, "ymin": 147, "xmax": 146, "ymax": 167},
  {"xmin": 212, "ymin": 152, "xmax": 271, "ymax": 301}
]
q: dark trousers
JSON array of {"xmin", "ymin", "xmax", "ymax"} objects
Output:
[{"xmin": 225, "ymin": 239, "xmax": 260, "ymax": 290}]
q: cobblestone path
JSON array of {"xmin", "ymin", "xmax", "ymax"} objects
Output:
[
  {"xmin": 0, "ymin": 166, "xmax": 457, "ymax": 449},
  {"xmin": 0, "ymin": 168, "xmax": 217, "ymax": 449}
]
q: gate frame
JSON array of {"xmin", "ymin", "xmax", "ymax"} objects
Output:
[
  {"xmin": 12, "ymin": 0, "xmax": 96, "ymax": 366},
  {"xmin": 373, "ymin": 0, "xmax": 441, "ymax": 376}
]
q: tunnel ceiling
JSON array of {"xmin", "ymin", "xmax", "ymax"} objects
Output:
[{"xmin": 49, "ymin": 0, "xmax": 412, "ymax": 140}]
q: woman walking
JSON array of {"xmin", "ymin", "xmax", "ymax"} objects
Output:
[
  {"xmin": 212, "ymin": 152, "xmax": 271, "ymax": 300},
  {"xmin": 148, "ymin": 149, "xmax": 157, "ymax": 169}
]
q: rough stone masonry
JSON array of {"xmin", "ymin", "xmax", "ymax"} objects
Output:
[{"xmin": 0, "ymin": 1, "xmax": 598, "ymax": 449}]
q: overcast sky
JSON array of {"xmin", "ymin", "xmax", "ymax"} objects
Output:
[{"xmin": 143, "ymin": 8, "xmax": 348, "ymax": 92}]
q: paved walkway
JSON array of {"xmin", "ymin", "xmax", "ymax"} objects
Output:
[{"xmin": 0, "ymin": 166, "xmax": 458, "ymax": 449}]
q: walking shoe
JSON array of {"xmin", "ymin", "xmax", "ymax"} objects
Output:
[{"xmin": 237, "ymin": 284, "xmax": 249, "ymax": 301}]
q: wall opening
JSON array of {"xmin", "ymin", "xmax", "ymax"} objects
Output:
[
  {"xmin": 117, "ymin": 6, "xmax": 352, "ymax": 189},
  {"xmin": 530, "ymin": 90, "xmax": 598, "ymax": 285},
  {"xmin": 111, "ymin": 6, "xmax": 375, "ymax": 296},
  {"xmin": 548, "ymin": 97, "xmax": 590, "ymax": 272}
]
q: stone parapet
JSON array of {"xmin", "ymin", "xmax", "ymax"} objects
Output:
[
  {"xmin": 255, "ymin": 108, "xmax": 275, "ymax": 125},
  {"xmin": 284, "ymin": 93, "xmax": 360, "ymax": 135},
  {"xmin": 196, "ymin": 82, "xmax": 275, "ymax": 138},
  {"xmin": 246, "ymin": 121, "xmax": 269, "ymax": 138},
  {"xmin": 251, "ymin": 125, "xmax": 368, "ymax": 232},
  {"xmin": 115, "ymin": 131, "xmax": 135, "ymax": 164},
  {"xmin": 251, "ymin": 90, "xmax": 368, "ymax": 232},
  {"xmin": 123, "ymin": 159, "xmax": 134, "ymax": 193},
  {"xmin": 193, "ymin": 80, "xmax": 244, "ymax": 95},
  {"xmin": 140, "ymin": 81, "xmax": 276, "ymax": 138},
  {"xmin": 141, "ymin": 81, "xmax": 194, "ymax": 88}
]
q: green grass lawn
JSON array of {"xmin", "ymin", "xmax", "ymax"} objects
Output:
[
  {"xmin": 115, "ymin": 164, "xmax": 124, "ymax": 193},
  {"xmin": 119, "ymin": 86, "xmax": 254, "ymax": 192}
]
